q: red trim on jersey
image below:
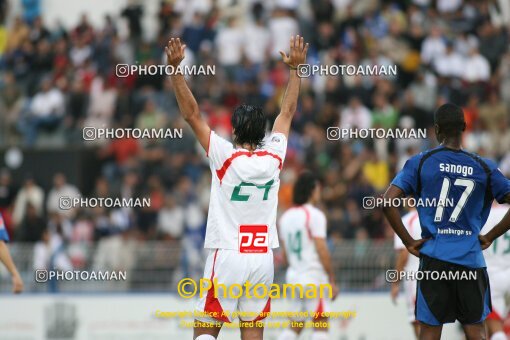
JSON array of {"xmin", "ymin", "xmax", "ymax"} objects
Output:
[
  {"xmin": 206, "ymin": 130, "xmax": 212, "ymax": 157},
  {"xmin": 314, "ymin": 298, "xmax": 324, "ymax": 319},
  {"xmin": 487, "ymin": 310, "xmax": 503, "ymax": 321},
  {"xmin": 252, "ymin": 298, "xmax": 271, "ymax": 322},
  {"xmin": 299, "ymin": 206, "xmax": 313, "ymax": 239},
  {"xmin": 216, "ymin": 150, "xmax": 283, "ymax": 182},
  {"xmin": 204, "ymin": 250, "xmax": 230, "ymax": 323}
]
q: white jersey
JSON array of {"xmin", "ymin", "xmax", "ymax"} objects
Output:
[
  {"xmin": 394, "ymin": 210, "xmax": 422, "ymax": 272},
  {"xmin": 279, "ymin": 204, "xmax": 328, "ymax": 284},
  {"xmin": 481, "ymin": 205, "xmax": 510, "ymax": 271},
  {"xmin": 394, "ymin": 210, "xmax": 422, "ymax": 322},
  {"xmin": 204, "ymin": 131, "xmax": 287, "ymax": 251}
]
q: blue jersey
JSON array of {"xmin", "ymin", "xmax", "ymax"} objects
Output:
[
  {"xmin": 392, "ymin": 145, "xmax": 510, "ymax": 268},
  {"xmin": 0, "ymin": 213, "xmax": 9, "ymax": 242}
]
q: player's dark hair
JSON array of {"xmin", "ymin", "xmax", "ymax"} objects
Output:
[
  {"xmin": 434, "ymin": 103, "xmax": 466, "ymax": 138},
  {"xmin": 293, "ymin": 171, "xmax": 318, "ymax": 205},
  {"xmin": 231, "ymin": 104, "xmax": 266, "ymax": 148}
]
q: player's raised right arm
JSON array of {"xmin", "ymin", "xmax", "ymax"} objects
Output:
[
  {"xmin": 166, "ymin": 38, "xmax": 210, "ymax": 152},
  {"xmin": 272, "ymin": 35, "xmax": 309, "ymax": 138}
]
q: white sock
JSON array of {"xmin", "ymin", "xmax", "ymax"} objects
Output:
[
  {"xmin": 277, "ymin": 328, "xmax": 298, "ymax": 340},
  {"xmin": 311, "ymin": 330, "xmax": 329, "ymax": 340},
  {"xmin": 490, "ymin": 331, "xmax": 507, "ymax": 340},
  {"xmin": 195, "ymin": 335, "xmax": 216, "ymax": 340}
]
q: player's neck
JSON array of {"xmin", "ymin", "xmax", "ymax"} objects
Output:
[
  {"xmin": 441, "ymin": 138, "xmax": 462, "ymax": 150},
  {"xmin": 238, "ymin": 143, "xmax": 257, "ymax": 152}
]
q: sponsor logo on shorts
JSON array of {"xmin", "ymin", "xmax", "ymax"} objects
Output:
[{"xmin": 239, "ymin": 225, "xmax": 268, "ymax": 253}]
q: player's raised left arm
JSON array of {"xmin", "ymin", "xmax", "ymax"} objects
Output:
[
  {"xmin": 272, "ymin": 35, "xmax": 309, "ymax": 138},
  {"xmin": 166, "ymin": 38, "xmax": 210, "ymax": 152}
]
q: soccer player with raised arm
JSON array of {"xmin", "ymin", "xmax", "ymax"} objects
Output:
[
  {"xmin": 166, "ymin": 36, "xmax": 308, "ymax": 340},
  {"xmin": 382, "ymin": 103, "xmax": 510, "ymax": 340},
  {"xmin": 277, "ymin": 171, "xmax": 339, "ymax": 340},
  {"xmin": 0, "ymin": 212, "xmax": 23, "ymax": 294}
]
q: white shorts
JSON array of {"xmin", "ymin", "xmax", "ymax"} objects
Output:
[
  {"xmin": 195, "ymin": 248, "xmax": 273, "ymax": 323},
  {"xmin": 487, "ymin": 267, "xmax": 510, "ymax": 320},
  {"xmin": 285, "ymin": 272, "xmax": 331, "ymax": 321},
  {"xmin": 404, "ymin": 278, "xmax": 417, "ymax": 322}
]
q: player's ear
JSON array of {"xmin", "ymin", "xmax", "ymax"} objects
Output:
[{"xmin": 434, "ymin": 124, "xmax": 440, "ymax": 140}]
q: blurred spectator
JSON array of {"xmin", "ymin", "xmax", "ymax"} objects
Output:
[
  {"xmin": 15, "ymin": 202, "xmax": 46, "ymax": 243},
  {"xmin": 463, "ymin": 45, "xmax": 491, "ymax": 83},
  {"xmin": 268, "ymin": 7, "xmax": 299, "ymax": 60},
  {"xmin": 0, "ymin": 0, "xmax": 6, "ymax": 24},
  {"xmin": 215, "ymin": 17, "xmax": 243, "ymax": 80},
  {"xmin": 243, "ymin": 11, "xmax": 270, "ymax": 66},
  {"xmin": 21, "ymin": 0, "xmax": 41, "ymax": 25},
  {"xmin": 33, "ymin": 227, "xmax": 72, "ymax": 292},
  {"xmin": 361, "ymin": 149, "xmax": 389, "ymax": 192},
  {"xmin": 340, "ymin": 96, "xmax": 372, "ymax": 129},
  {"xmin": 28, "ymin": 17, "xmax": 50, "ymax": 44},
  {"xmin": 19, "ymin": 78, "xmax": 65, "ymax": 146},
  {"xmin": 437, "ymin": 0, "xmax": 463, "ymax": 14},
  {"xmin": 157, "ymin": 195, "xmax": 184, "ymax": 240},
  {"xmin": 182, "ymin": 12, "xmax": 206, "ymax": 55},
  {"xmin": 371, "ymin": 92, "xmax": 398, "ymax": 129},
  {"xmin": 479, "ymin": 91, "xmax": 508, "ymax": 135},
  {"xmin": 121, "ymin": 0, "xmax": 144, "ymax": 41},
  {"xmin": 135, "ymin": 99, "xmax": 167, "ymax": 131},
  {"xmin": 433, "ymin": 41, "xmax": 464, "ymax": 78},
  {"xmin": 12, "ymin": 176, "xmax": 44, "ymax": 227},
  {"xmin": 0, "ymin": 72, "xmax": 24, "ymax": 144},
  {"xmin": 420, "ymin": 25, "xmax": 445, "ymax": 65},
  {"xmin": 46, "ymin": 173, "xmax": 81, "ymax": 218},
  {"xmin": 0, "ymin": 169, "xmax": 16, "ymax": 212}
]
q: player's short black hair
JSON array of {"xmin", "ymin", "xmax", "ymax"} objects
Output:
[
  {"xmin": 231, "ymin": 104, "xmax": 266, "ymax": 148},
  {"xmin": 293, "ymin": 171, "xmax": 318, "ymax": 205},
  {"xmin": 434, "ymin": 103, "xmax": 466, "ymax": 137}
]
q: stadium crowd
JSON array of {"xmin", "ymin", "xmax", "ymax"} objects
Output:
[{"xmin": 0, "ymin": 0, "xmax": 510, "ymax": 278}]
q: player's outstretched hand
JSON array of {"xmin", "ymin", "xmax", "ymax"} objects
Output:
[
  {"xmin": 406, "ymin": 238, "xmax": 428, "ymax": 257},
  {"xmin": 165, "ymin": 38, "xmax": 186, "ymax": 67},
  {"xmin": 478, "ymin": 234, "xmax": 492, "ymax": 250},
  {"xmin": 12, "ymin": 274, "xmax": 23, "ymax": 294},
  {"xmin": 279, "ymin": 35, "xmax": 309, "ymax": 69}
]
